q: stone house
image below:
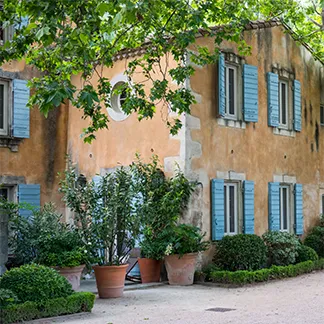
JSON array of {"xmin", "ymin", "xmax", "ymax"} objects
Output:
[{"xmin": 1, "ymin": 20, "xmax": 324, "ymax": 269}]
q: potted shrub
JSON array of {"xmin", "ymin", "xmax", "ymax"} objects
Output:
[
  {"xmin": 164, "ymin": 224, "xmax": 209, "ymax": 285},
  {"xmin": 60, "ymin": 164, "xmax": 141, "ymax": 298},
  {"xmin": 36, "ymin": 230, "xmax": 88, "ymax": 291},
  {"xmin": 132, "ymin": 155, "xmax": 194, "ymax": 283}
]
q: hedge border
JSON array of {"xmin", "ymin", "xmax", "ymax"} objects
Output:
[
  {"xmin": 0, "ymin": 292, "xmax": 95, "ymax": 324},
  {"xmin": 206, "ymin": 258, "xmax": 324, "ymax": 286}
]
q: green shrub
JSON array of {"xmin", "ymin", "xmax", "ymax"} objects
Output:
[
  {"xmin": 209, "ymin": 260, "xmax": 316, "ymax": 285},
  {"xmin": 304, "ymin": 226, "xmax": 324, "ymax": 258},
  {"xmin": 0, "ymin": 289, "xmax": 18, "ymax": 309},
  {"xmin": 201, "ymin": 263, "xmax": 221, "ymax": 281},
  {"xmin": 262, "ymin": 231, "xmax": 300, "ymax": 266},
  {"xmin": 296, "ymin": 244, "xmax": 318, "ymax": 263},
  {"xmin": 213, "ymin": 234, "xmax": 267, "ymax": 271},
  {"xmin": 37, "ymin": 249, "xmax": 87, "ymax": 268},
  {"xmin": 0, "ymin": 264, "xmax": 73, "ymax": 304},
  {"xmin": 1, "ymin": 292, "xmax": 95, "ymax": 324}
]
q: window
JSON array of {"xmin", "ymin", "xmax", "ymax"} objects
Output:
[
  {"xmin": 0, "ymin": 80, "xmax": 9, "ymax": 136},
  {"xmin": 224, "ymin": 64, "xmax": 237, "ymax": 119},
  {"xmin": 279, "ymin": 80, "xmax": 289, "ymax": 129},
  {"xmin": 224, "ymin": 182, "xmax": 238, "ymax": 235},
  {"xmin": 320, "ymin": 105, "xmax": 324, "ymax": 126},
  {"xmin": 321, "ymin": 194, "xmax": 324, "ymax": 215},
  {"xmin": 279, "ymin": 185, "xmax": 290, "ymax": 232},
  {"xmin": 0, "ymin": 187, "xmax": 8, "ymax": 200}
]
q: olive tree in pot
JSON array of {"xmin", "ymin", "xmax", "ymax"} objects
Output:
[
  {"xmin": 164, "ymin": 224, "xmax": 209, "ymax": 286},
  {"xmin": 132, "ymin": 155, "xmax": 194, "ymax": 283},
  {"xmin": 60, "ymin": 164, "xmax": 141, "ymax": 298}
]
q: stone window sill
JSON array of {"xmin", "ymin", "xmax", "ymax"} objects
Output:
[
  {"xmin": 217, "ymin": 118, "xmax": 246, "ymax": 129},
  {"xmin": 273, "ymin": 128, "xmax": 296, "ymax": 138},
  {"xmin": 0, "ymin": 137, "xmax": 23, "ymax": 152}
]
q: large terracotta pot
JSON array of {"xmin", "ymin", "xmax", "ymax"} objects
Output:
[
  {"xmin": 138, "ymin": 258, "xmax": 161, "ymax": 283},
  {"xmin": 56, "ymin": 264, "xmax": 85, "ymax": 291},
  {"xmin": 93, "ymin": 264, "xmax": 128, "ymax": 298},
  {"xmin": 164, "ymin": 253, "xmax": 198, "ymax": 286}
]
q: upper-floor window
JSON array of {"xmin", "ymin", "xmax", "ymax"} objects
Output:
[
  {"xmin": 224, "ymin": 64, "xmax": 238, "ymax": 120},
  {"xmin": 279, "ymin": 80, "xmax": 289, "ymax": 129},
  {"xmin": 0, "ymin": 80, "xmax": 9, "ymax": 136}
]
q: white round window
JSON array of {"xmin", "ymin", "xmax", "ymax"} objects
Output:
[{"xmin": 107, "ymin": 74, "xmax": 130, "ymax": 122}]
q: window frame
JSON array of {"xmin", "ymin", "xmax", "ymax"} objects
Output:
[
  {"xmin": 0, "ymin": 79, "xmax": 9, "ymax": 136},
  {"xmin": 224, "ymin": 64, "xmax": 238, "ymax": 120},
  {"xmin": 224, "ymin": 182, "xmax": 239, "ymax": 236},
  {"xmin": 279, "ymin": 183, "xmax": 293, "ymax": 233},
  {"xmin": 279, "ymin": 79, "xmax": 289, "ymax": 130}
]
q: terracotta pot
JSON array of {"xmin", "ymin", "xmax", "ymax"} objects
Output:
[
  {"xmin": 164, "ymin": 253, "xmax": 198, "ymax": 286},
  {"xmin": 138, "ymin": 258, "xmax": 161, "ymax": 283},
  {"xmin": 93, "ymin": 264, "xmax": 128, "ymax": 298},
  {"xmin": 56, "ymin": 264, "xmax": 85, "ymax": 291}
]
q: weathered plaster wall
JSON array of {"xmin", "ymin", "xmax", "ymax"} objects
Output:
[
  {"xmin": 186, "ymin": 26, "xmax": 324, "ymax": 243},
  {"xmin": 0, "ymin": 60, "xmax": 68, "ymax": 213},
  {"xmin": 67, "ymin": 57, "xmax": 182, "ymax": 180}
]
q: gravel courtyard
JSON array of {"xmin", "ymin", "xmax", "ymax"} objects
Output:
[{"xmin": 35, "ymin": 271, "xmax": 324, "ymax": 324}]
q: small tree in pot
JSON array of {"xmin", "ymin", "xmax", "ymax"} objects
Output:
[
  {"xmin": 132, "ymin": 155, "xmax": 194, "ymax": 283},
  {"xmin": 164, "ymin": 224, "xmax": 209, "ymax": 285},
  {"xmin": 60, "ymin": 164, "xmax": 141, "ymax": 298}
]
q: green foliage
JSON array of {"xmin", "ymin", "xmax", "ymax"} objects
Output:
[
  {"xmin": 262, "ymin": 231, "xmax": 300, "ymax": 266},
  {"xmin": 0, "ymin": 264, "xmax": 73, "ymax": 304},
  {"xmin": 8, "ymin": 203, "xmax": 65, "ymax": 266},
  {"xmin": 37, "ymin": 249, "xmax": 87, "ymax": 268},
  {"xmin": 0, "ymin": 289, "xmax": 18, "ymax": 309},
  {"xmin": 296, "ymin": 244, "xmax": 318, "ymax": 263},
  {"xmin": 304, "ymin": 226, "xmax": 324, "ymax": 258},
  {"xmin": 163, "ymin": 224, "xmax": 209, "ymax": 257},
  {"xmin": 214, "ymin": 234, "xmax": 267, "ymax": 271},
  {"xmin": 209, "ymin": 260, "xmax": 317, "ymax": 285},
  {"xmin": 0, "ymin": 292, "xmax": 95, "ymax": 324},
  {"xmin": 132, "ymin": 154, "xmax": 195, "ymax": 259},
  {"xmin": 60, "ymin": 162, "xmax": 142, "ymax": 266},
  {"xmin": 0, "ymin": 0, "xmax": 305, "ymax": 142}
]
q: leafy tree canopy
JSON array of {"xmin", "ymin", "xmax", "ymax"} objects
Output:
[{"xmin": 0, "ymin": 0, "xmax": 322, "ymax": 142}]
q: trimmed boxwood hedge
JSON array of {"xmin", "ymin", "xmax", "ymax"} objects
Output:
[
  {"xmin": 207, "ymin": 259, "xmax": 324, "ymax": 286},
  {"xmin": 0, "ymin": 292, "xmax": 95, "ymax": 324}
]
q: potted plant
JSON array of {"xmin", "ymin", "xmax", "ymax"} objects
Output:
[
  {"xmin": 164, "ymin": 224, "xmax": 209, "ymax": 286},
  {"xmin": 60, "ymin": 164, "xmax": 141, "ymax": 298},
  {"xmin": 132, "ymin": 155, "xmax": 194, "ymax": 283},
  {"xmin": 36, "ymin": 232, "xmax": 88, "ymax": 291}
]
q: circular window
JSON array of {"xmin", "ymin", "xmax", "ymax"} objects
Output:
[{"xmin": 107, "ymin": 74, "xmax": 130, "ymax": 122}]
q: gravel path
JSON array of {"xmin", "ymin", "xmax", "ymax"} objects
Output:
[{"xmin": 33, "ymin": 271, "xmax": 324, "ymax": 324}]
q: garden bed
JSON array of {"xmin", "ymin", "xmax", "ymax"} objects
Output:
[
  {"xmin": 0, "ymin": 292, "xmax": 95, "ymax": 324},
  {"xmin": 196, "ymin": 259, "xmax": 324, "ymax": 287}
]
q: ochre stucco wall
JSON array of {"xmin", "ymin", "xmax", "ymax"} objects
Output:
[
  {"xmin": 67, "ymin": 58, "xmax": 181, "ymax": 178},
  {"xmin": 187, "ymin": 26, "xmax": 324, "ymax": 240},
  {"xmin": 0, "ymin": 60, "xmax": 68, "ymax": 213}
]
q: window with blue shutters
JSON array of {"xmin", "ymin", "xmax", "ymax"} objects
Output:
[
  {"xmin": 13, "ymin": 79, "xmax": 30, "ymax": 139},
  {"xmin": 211, "ymin": 178, "xmax": 255, "ymax": 240},
  {"xmin": 18, "ymin": 184, "xmax": 41, "ymax": 218},
  {"xmin": 218, "ymin": 52, "xmax": 258, "ymax": 124},
  {"xmin": 0, "ymin": 80, "xmax": 9, "ymax": 136}
]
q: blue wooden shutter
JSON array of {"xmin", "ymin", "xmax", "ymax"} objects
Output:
[
  {"xmin": 293, "ymin": 80, "xmax": 302, "ymax": 132},
  {"xmin": 294, "ymin": 183, "xmax": 303, "ymax": 235},
  {"xmin": 211, "ymin": 179, "xmax": 225, "ymax": 240},
  {"xmin": 243, "ymin": 180, "xmax": 255, "ymax": 234},
  {"xmin": 14, "ymin": 16, "xmax": 29, "ymax": 30},
  {"xmin": 267, "ymin": 72, "xmax": 279, "ymax": 127},
  {"xmin": 268, "ymin": 182, "xmax": 280, "ymax": 231},
  {"xmin": 13, "ymin": 79, "xmax": 30, "ymax": 138},
  {"xmin": 243, "ymin": 65, "xmax": 258, "ymax": 122},
  {"xmin": 18, "ymin": 184, "xmax": 40, "ymax": 218},
  {"xmin": 218, "ymin": 53, "xmax": 225, "ymax": 117}
]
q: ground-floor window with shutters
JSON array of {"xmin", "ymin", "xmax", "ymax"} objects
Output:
[
  {"xmin": 279, "ymin": 185, "xmax": 290, "ymax": 232},
  {"xmin": 269, "ymin": 182, "xmax": 303, "ymax": 235},
  {"xmin": 224, "ymin": 182, "xmax": 238, "ymax": 235},
  {"xmin": 211, "ymin": 178, "xmax": 255, "ymax": 240}
]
